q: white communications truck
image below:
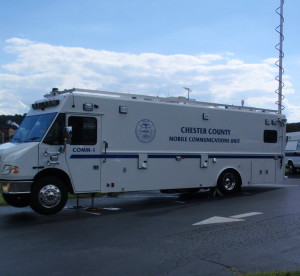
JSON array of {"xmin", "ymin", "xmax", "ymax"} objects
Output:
[{"xmin": 0, "ymin": 88, "xmax": 286, "ymax": 215}]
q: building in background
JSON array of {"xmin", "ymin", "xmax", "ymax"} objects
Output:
[{"xmin": 0, "ymin": 127, "xmax": 17, "ymax": 143}]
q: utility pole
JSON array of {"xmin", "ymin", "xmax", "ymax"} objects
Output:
[{"xmin": 183, "ymin": 87, "xmax": 191, "ymax": 100}]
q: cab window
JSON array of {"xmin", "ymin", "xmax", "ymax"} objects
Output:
[{"xmin": 43, "ymin": 113, "xmax": 65, "ymax": 145}]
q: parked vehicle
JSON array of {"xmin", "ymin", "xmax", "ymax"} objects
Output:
[
  {"xmin": 285, "ymin": 132, "xmax": 300, "ymax": 173},
  {"xmin": 0, "ymin": 88, "xmax": 287, "ymax": 215}
]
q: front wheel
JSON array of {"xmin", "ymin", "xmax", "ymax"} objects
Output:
[
  {"xmin": 2, "ymin": 193, "xmax": 30, "ymax": 208},
  {"xmin": 217, "ymin": 170, "xmax": 241, "ymax": 196},
  {"xmin": 30, "ymin": 176, "xmax": 68, "ymax": 215}
]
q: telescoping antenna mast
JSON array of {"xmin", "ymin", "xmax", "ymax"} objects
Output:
[{"xmin": 275, "ymin": 0, "xmax": 285, "ymax": 114}]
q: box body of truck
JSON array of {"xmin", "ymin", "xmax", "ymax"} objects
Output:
[{"xmin": 0, "ymin": 88, "xmax": 286, "ymax": 214}]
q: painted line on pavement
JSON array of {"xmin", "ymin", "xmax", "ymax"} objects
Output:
[{"xmin": 193, "ymin": 212, "xmax": 263, "ymax": 226}]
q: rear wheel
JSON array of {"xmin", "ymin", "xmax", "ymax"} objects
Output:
[
  {"xmin": 288, "ymin": 162, "xmax": 296, "ymax": 174},
  {"xmin": 2, "ymin": 193, "xmax": 30, "ymax": 208},
  {"xmin": 30, "ymin": 176, "xmax": 68, "ymax": 215},
  {"xmin": 217, "ymin": 169, "xmax": 241, "ymax": 195}
]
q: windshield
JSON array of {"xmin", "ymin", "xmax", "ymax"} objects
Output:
[{"xmin": 11, "ymin": 113, "xmax": 57, "ymax": 143}]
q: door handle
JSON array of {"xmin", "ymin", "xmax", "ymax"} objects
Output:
[{"xmin": 103, "ymin": 141, "xmax": 108, "ymax": 163}]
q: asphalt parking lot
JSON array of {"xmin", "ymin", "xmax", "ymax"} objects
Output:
[{"xmin": 1, "ymin": 177, "xmax": 300, "ymax": 276}]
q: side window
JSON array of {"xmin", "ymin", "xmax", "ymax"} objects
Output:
[
  {"xmin": 68, "ymin": 116, "xmax": 97, "ymax": 145},
  {"xmin": 43, "ymin": 113, "xmax": 65, "ymax": 145},
  {"xmin": 264, "ymin": 130, "xmax": 277, "ymax": 143},
  {"xmin": 296, "ymin": 141, "xmax": 300, "ymax": 151}
]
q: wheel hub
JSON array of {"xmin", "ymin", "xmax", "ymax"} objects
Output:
[
  {"xmin": 223, "ymin": 173, "xmax": 236, "ymax": 191},
  {"xmin": 38, "ymin": 185, "xmax": 61, "ymax": 208}
]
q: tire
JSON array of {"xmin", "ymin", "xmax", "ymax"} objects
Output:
[
  {"xmin": 217, "ymin": 169, "xmax": 241, "ymax": 195},
  {"xmin": 2, "ymin": 193, "xmax": 30, "ymax": 208},
  {"xmin": 30, "ymin": 176, "xmax": 68, "ymax": 215},
  {"xmin": 288, "ymin": 162, "xmax": 296, "ymax": 174}
]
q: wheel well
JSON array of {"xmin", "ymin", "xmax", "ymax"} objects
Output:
[
  {"xmin": 218, "ymin": 168, "xmax": 242, "ymax": 186},
  {"xmin": 33, "ymin": 168, "xmax": 74, "ymax": 193}
]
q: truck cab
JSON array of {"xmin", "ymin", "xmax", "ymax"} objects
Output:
[{"xmin": 285, "ymin": 132, "xmax": 300, "ymax": 174}]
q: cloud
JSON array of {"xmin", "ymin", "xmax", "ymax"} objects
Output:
[
  {"xmin": 0, "ymin": 37, "xmax": 298, "ymax": 121},
  {"xmin": 283, "ymin": 99, "xmax": 300, "ymax": 123}
]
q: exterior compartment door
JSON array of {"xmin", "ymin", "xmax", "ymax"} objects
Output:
[
  {"xmin": 251, "ymin": 160, "xmax": 276, "ymax": 184},
  {"xmin": 263, "ymin": 160, "xmax": 276, "ymax": 184}
]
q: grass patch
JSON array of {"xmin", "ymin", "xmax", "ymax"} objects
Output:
[
  {"xmin": 243, "ymin": 271, "xmax": 300, "ymax": 276},
  {"xmin": 0, "ymin": 194, "xmax": 5, "ymax": 206},
  {"xmin": 68, "ymin": 193, "xmax": 104, "ymax": 199},
  {"xmin": 68, "ymin": 192, "xmax": 121, "ymax": 199}
]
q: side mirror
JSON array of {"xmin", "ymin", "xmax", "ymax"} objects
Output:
[{"xmin": 60, "ymin": 127, "xmax": 72, "ymax": 153}]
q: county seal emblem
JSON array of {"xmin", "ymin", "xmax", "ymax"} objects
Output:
[{"xmin": 135, "ymin": 119, "xmax": 156, "ymax": 143}]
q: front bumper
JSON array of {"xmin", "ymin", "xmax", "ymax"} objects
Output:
[{"xmin": 0, "ymin": 180, "xmax": 32, "ymax": 194}]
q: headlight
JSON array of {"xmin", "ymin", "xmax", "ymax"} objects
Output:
[{"xmin": 1, "ymin": 165, "xmax": 19, "ymax": 175}]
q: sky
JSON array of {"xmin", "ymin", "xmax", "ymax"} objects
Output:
[{"xmin": 0, "ymin": 0, "xmax": 300, "ymax": 122}]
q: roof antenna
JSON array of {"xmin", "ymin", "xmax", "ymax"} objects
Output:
[{"xmin": 275, "ymin": 0, "xmax": 285, "ymax": 113}]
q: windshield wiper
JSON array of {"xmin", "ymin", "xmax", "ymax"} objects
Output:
[{"xmin": 26, "ymin": 137, "xmax": 41, "ymax": 142}]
